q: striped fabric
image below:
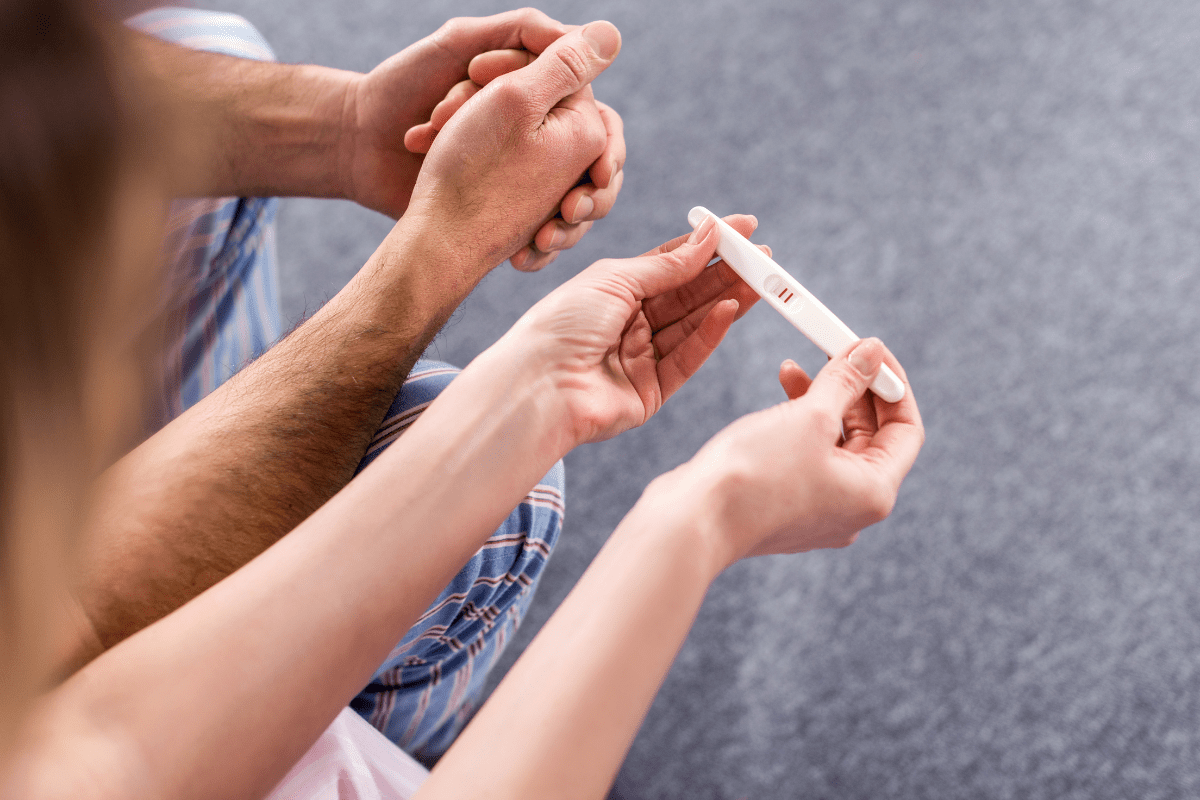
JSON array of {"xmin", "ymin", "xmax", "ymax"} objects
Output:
[
  {"xmin": 127, "ymin": 6, "xmax": 276, "ymax": 60},
  {"xmin": 132, "ymin": 7, "xmax": 566, "ymax": 766},
  {"xmin": 351, "ymin": 363, "xmax": 566, "ymax": 762},
  {"xmin": 154, "ymin": 195, "xmax": 282, "ymax": 424}
]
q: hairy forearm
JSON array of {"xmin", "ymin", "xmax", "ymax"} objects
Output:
[
  {"xmin": 418, "ymin": 469, "xmax": 728, "ymax": 800},
  {"xmin": 128, "ymin": 30, "xmax": 355, "ymax": 199},
  {"xmin": 74, "ymin": 220, "xmax": 482, "ymax": 657},
  {"xmin": 15, "ymin": 344, "xmax": 568, "ymax": 800}
]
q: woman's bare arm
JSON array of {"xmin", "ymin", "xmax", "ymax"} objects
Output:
[
  {"xmin": 8, "ymin": 220, "xmax": 752, "ymax": 800},
  {"xmin": 419, "ymin": 339, "xmax": 924, "ymax": 800}
]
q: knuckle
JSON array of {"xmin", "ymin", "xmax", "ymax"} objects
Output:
[
  {"xmin": 833, "ymin": 365, "xmax": 863, "ymax": 398},
  {"xmin": 658, "ymin": 248, "xmax": 693, "ymax": 276},
  {"xmin": 863, "ymin": 483, "xmax": 897, "ymax": 524},
  {"xmin": 807, "ymin": 407, "xmax": 842, "ymax": 437},
  {"xmin": 553, "ymin": 44, "xmax": 592, "ymax": 86},
  {"xmin": 832, "ymin": 533, "xmax": 859, "ymax": 550},
  {"xmin": 517, "ymin": 6, "xmax": 545, "ymax": 23},
  {"xmin": 491, "ymin": 78, "xmax": 528, "ymax": 109},
  {"xmin": 585, "ymin": 116, "xmax": 608, "ymax": 154},
  {"xmin": 438, "ymin": 16, "xmax": 468, "ymax": 41}
]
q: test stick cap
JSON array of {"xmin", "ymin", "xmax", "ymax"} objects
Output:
[{"xmin": 687, "ymin": 206, "xmax": 713, "ymax": 229}]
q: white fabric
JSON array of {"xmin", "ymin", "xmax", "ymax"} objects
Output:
[{"xmin": 264, "ymin": 708, "xmax": 430, "ymax": 800}]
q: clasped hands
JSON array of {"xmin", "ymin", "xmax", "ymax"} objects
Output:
[{"xmin": 341, "ymin": 9, "xmax": 624, "ymax": 272}]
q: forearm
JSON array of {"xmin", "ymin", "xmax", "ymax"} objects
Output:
[
  {"xmin": 418, "ymin": 467, "xmax": 730, "ymax": 800},
  {"xmin": 75, "ymin": 219, "xmax": 482, "ymax": 657},
  {"xmin": 128, "ymin": 30, "xmax": 355, "ymax": 199},
  {"xmin": 19, "ymin": 340, "xmax": 568, "ymax": 800}
]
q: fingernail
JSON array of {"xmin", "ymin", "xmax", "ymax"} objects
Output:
[
  {"xmin": 511, "ymin": 248, "xmax": 529, "ymax": 268},
  {"xmin": 571, "ymin": 195, "xmax": 594, "ymax": 223},
  {"xmin": 748, "ymin": 215, "xmax": 759, "ymax": 229},
  {"xmin": 689, "ymin": 214, "xmax": 715, "ymax": 244},
  {"xmin": 582, "ymin": 21, "xmax": 621, "ymax": 60},
  {"xmin": 548, "ymin": 226, "xmax": 567, "ymax": 249},
  {"xmin": 849, "ymin": 338, "xmax": 884, "ymax": 376}
]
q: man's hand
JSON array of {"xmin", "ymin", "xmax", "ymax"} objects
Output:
[
  {"xmin": 405, "ymin": 43, "xmax": 626, "ymax": 272},
  {"xmin": 399, "ymin": 21, "xmax": 623, "ymax": 277},
  {"xmin": 340, "ymin": 8, "xmax": 573, "ymax": 218},
  {"xmin": 497, "ymin": 214, "xmax": 763, "ymax": 447}
]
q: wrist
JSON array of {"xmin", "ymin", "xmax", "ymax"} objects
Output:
[
  {"xmin": 628, "ymin": 465, "xmax": 741, "ymax": 581},
  {"xmin": 380, "ymin": 209, "xmax": 499, "ymax": 300},
  {"xmin": 226, "ymin": 61, "xmax": 358, "ymax": 199},
  {"xmin": 473, "ymin": 324, "xmax": 579, "ymax": 464},
  {"xmin": 351, "ymin": 213, "xmax": 483, "ymax": 315},
  {"xmin": 274, "ymin": 63, "xmax": 360, "ymax": 200}
]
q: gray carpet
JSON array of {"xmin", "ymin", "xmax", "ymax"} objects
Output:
[{"xmin": 205, "ymin": 0, "xmax": 1200, "ymax": 797}]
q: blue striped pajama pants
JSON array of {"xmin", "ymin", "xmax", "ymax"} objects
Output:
[{"xmin": 130, "ymin": 7, "xmax": 565, "ymax": 762}]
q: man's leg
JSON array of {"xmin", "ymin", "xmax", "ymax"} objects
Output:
[
  {"xmin": 152, "ymin": 194, "xmax": 281, "ymax": 425},
  {"xmin": 133, "ymin": 7, "xmax": 564, "ymax": 763}
]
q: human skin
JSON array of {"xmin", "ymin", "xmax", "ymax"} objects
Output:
[
  {"xmin": 406, "ymin": 37, "xmax": 626, "ymax": 269},
  {"xmin": 128, "ymin": 9, "xmax": 623, "ymax": 262},
  {"xmin": 5, "ymin": 215, "xmax": 792, "ymax": 799},
  {"xmin": 421, "ymin": 343, "xmax": 923, "ymax": 800},
  {"xmin": 71, "ymin": 17, "xmax": 627, "ymax": 663},
  {"xmin": 7, "ymin": 216, "xmax": 921, "ymax": 800}
]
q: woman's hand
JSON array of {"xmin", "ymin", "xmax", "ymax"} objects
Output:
[
  {"xmin": 501, "ymin": 214, "xmax": 764, "ymax": 447},
  {"xmin": 670, "ymin": 337, "xmax": 925, "ymax": 566}
]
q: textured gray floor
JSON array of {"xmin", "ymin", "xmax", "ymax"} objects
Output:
[{"xmin": 206, "ymin": 1, "xmax": 1200, "ymax": 797}]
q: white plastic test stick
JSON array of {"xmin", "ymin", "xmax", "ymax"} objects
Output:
[{"xmin": 688, "ymin": 206, "xmax": 905, "ymax": 403}]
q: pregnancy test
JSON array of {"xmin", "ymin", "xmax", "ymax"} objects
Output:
[{"xmin": 688, "ymin": 206, "xmax": 905, "ymax": 403}]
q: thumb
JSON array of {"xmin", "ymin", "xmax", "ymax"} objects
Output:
[
  {"xmin": 511, "ymin": 21, "xmax": 621, "ymax": 112},
  {"xmin": 804, "ymin": 338, "xmax": 885, "ymax": 418}
]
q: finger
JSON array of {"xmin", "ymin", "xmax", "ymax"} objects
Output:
[
  {"xmin": 612, "ymin": 213, "xmax": 720, "ymax": 300},
  {"xmin": 404, "ymin": 122, "xmax": 437, "ymax": 154},
  {"xmin": 650, "ymin": 273, "xmax": 760, "ymax": 356},
  {"xmin": 534, "ymin": 219, "xmax": 593, "ymax": 253},
  {"xmin": 872, "ymin": 347, "xmax": 916, "ymax": 421},
  {"xmin": 468, "ymin": 48, "xmax": 535, "ymax": 85},
  {"xmin": 840, "ymin": 388, "xmax": 879, "ymax": 452},
  {"xmin": 803, "ymin": 338, "xmax": 886, "ymax": 432},
  {"xmin": 864, "ymin": 414, "xmax": 924, "ymax": 487},
  {"xmin": 587, "ymin": 101, "xmax": 626, "ymax": 190},
  {"xmin": 435, "ymin": 8, "xmax": 568, "ymax": 61},
  {"xmin": 642, "ymin": 213, "xmax": 756, "ymax": 258},
  {"xmin": 657, "ymin": 299, "xmax": 740, "ymax": 402},
  {"xmin": 502, "ymin": 21, "xmax": 621, "ymax": 114},
  {"xmin": 642, "ymin": 234, "xmax": 764, "ymax": 330},
  {"xmin": 429, "ymin": 80, "xmax": 481, "ymax": 130},
  {"xmin": 510, "ymin": 246, "xmax": 559, "ymax": 272},
  {"xmin": 862, "ymin": 348, "xmax": 925, "ymax": 480},
  {"xmin": 562, "ymin": 168, "xmax": 623, "ymax": 224},
  {"xmin": 778, "ymin": 359, "xmax": 812, "ymax": 400},
  {"xmin": 547, "ymin": 82, "xmax": 600, "ymax": 130}
]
